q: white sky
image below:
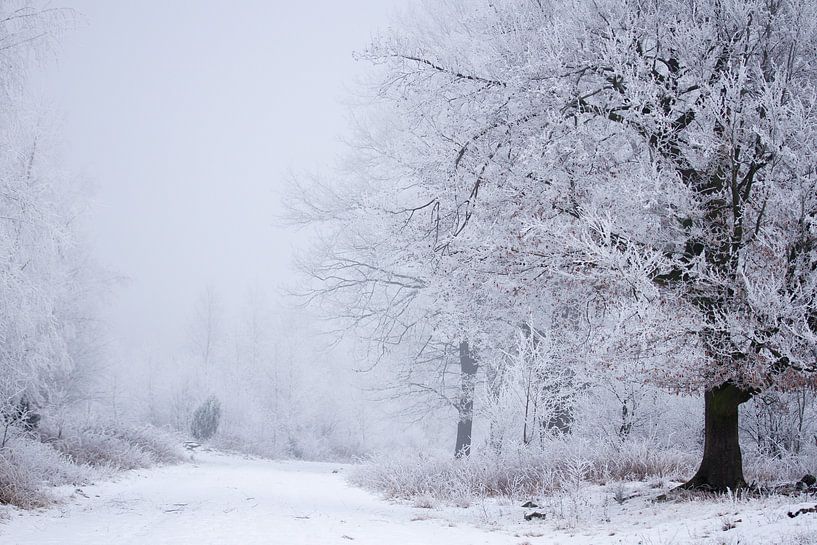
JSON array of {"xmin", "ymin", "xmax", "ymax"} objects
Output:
[{"xmin": 35, "ymin": 1, "xmax": 401, "ymax": 352}]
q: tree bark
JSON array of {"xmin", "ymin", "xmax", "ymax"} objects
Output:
[
  {"xmin": 454, "ymin": 341, "xmax": 478, "ymax": 458},
  {"xmin": 682, "ymin": 383, "xmax": 751, "ymax": 491}
]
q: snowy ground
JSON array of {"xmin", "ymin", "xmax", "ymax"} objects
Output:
[{"xmin": 2, "ymin": 452, "xmax": 817, "ymax": 545}]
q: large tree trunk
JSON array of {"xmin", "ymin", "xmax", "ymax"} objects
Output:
[
  {"xmin": 682, "ymin": 383, "xmax": 751, "ymax": 491},
  {"xmin": 454, "ymin": 341, "xmax": 478, "ymax": 458}
]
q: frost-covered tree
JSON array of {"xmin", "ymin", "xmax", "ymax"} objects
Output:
[
  {"xmin": 286, "ymin": 167, "xmax": 488, "ymax": 456},
  {"xmin": 190, "ymin": 395, "xmax": 221, "ymax": 442},
  {"xmin": 189, "ymin": 286, "xmax": 223, "ymax": 370},
  {"xmin": 296, "ymin": 0, "xmax": 817, "ymax": 490},
  {"xmin": 0, "ymin": 2, "xmax": 98, "ymax": 430},
  {"xmin": 359, "ymin": 0, "xmax": 817, "ymax": 489}
]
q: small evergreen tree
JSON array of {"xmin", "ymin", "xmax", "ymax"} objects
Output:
[{"xmin": 190, "ymin": 395, "xmax": 221, "ymax": 442}]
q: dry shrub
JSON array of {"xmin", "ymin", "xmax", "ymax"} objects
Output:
[
  {"xmin": 351, "ymin": 437, "xmax": 696, "ymax": 502},
  {"xmin": 743, "ymin": 445, "xmax": 817, "ymax": 486},
  {"xmin": 44, "ymin": 423, "xmax": 184, "ymax": 471},
  {"xmin": 0, "ymin": 423, "xmax": 183, "ymax": 509},
  {"xmin": 0, "ymin": 434, "xmax": 93, "ymax": 508},
  {"xmin": 0, "ymin": 453, "xmax": 49, "ymax": 508},
  {"xmin": 98, "ymin": 425, "xmax": 184, "ymax": 465},
  {"xmin": 9, "ymin": 434, "xmax": 94, "ymax": 485}
]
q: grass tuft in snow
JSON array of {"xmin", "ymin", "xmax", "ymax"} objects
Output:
[
  {"xmin": 0, "ymin": 433, "xmax": 94, "ymax": 508},
  {"xmin": 351, "ymin": 437, "xmax": 696, "ymax": 504},
  {"xmin": 42, "ymin": 423, "xmax": 184, "ymax": 471}
]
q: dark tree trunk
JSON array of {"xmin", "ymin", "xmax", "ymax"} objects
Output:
[
  {"xmin": 454, "ymin": 341, "xmax": 478, "ymax": 458},
  {"xmin": 683, "ymin": 383, "xmax": 751, "ymax": 491}
]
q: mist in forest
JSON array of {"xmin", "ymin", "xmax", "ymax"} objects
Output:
[
  {"xmin": 35, "ymin": 0, "xmax": 394, "ymax": 352},
  {"xmin": 4, "ymin": 7, "xmax": 817, "ymax": 537},
  {"xmin": 17, "ymin": 0, "xmax": 451, "ymax": 460}
]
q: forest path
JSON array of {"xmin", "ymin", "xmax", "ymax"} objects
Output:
[
  {"xmin": 0, "ymin": 452, "xmax": 514, "ymax": 545},
  {"xmin": 4, "ymin": 451, "xmax": 814, "ymax": 545}
]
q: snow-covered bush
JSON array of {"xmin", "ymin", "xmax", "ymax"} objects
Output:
[
  {"xmin": 50, "ymin": 429, "xmax": 150, "ymax": 470},
  {"xmin": 0, "ymin": 446, "xmax": 50, "ymax": 508},
  {"xmin": 743, "ymin": 446, "xmax": 817, "ymax": 486},
  {"xmin": 43, "ymin": 423, "xmax": 184, "ymax": 471},
  {"xmin": 9, "ymin": 433, "xmax": 95, "ymax": 486},
  {"xmin": 352, "ymin": 437, "xmax": 696, "ymax": 502},
  {"xmin": 0, "ymin": 421, "xmax": 182, "ymax": 509},
  {"xmin": 102, "ymin": 424, "xmax": 184, "ymax": 465},
  {"xmin": 0, "ymin": 434, "xmax": 93, "ymax": 508},
  {"xmin": 190, "ymin": 396, "xmax": 221, "ymax": 442}
]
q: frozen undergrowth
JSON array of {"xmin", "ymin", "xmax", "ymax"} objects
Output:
[
  {"xmin": 351, "ymin": 437, "xmax": 817, "ymax": 538},
  {"xmin": 352, "ymin": 439, "xmax": 697, "ymax": 503},
  {"xmin": 0, "ymin": 423, "xmax": 184, "ymax": 508},
  {"xmin": 42, "ymin": 423, "xmax": 185, "ymax": 471}
]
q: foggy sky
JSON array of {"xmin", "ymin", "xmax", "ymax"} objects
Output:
[{"xmin": 35, "ymin": 1, "xmax": 400, "ymax": 354}]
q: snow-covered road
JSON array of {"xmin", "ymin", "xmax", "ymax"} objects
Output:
[
  {"xmin": 4, "ymin": 452, "xmax": 817, "ymax": 545},
  {"xmin": 0, "ymin": 453, "xmax": 515, "ymax": 545}
]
